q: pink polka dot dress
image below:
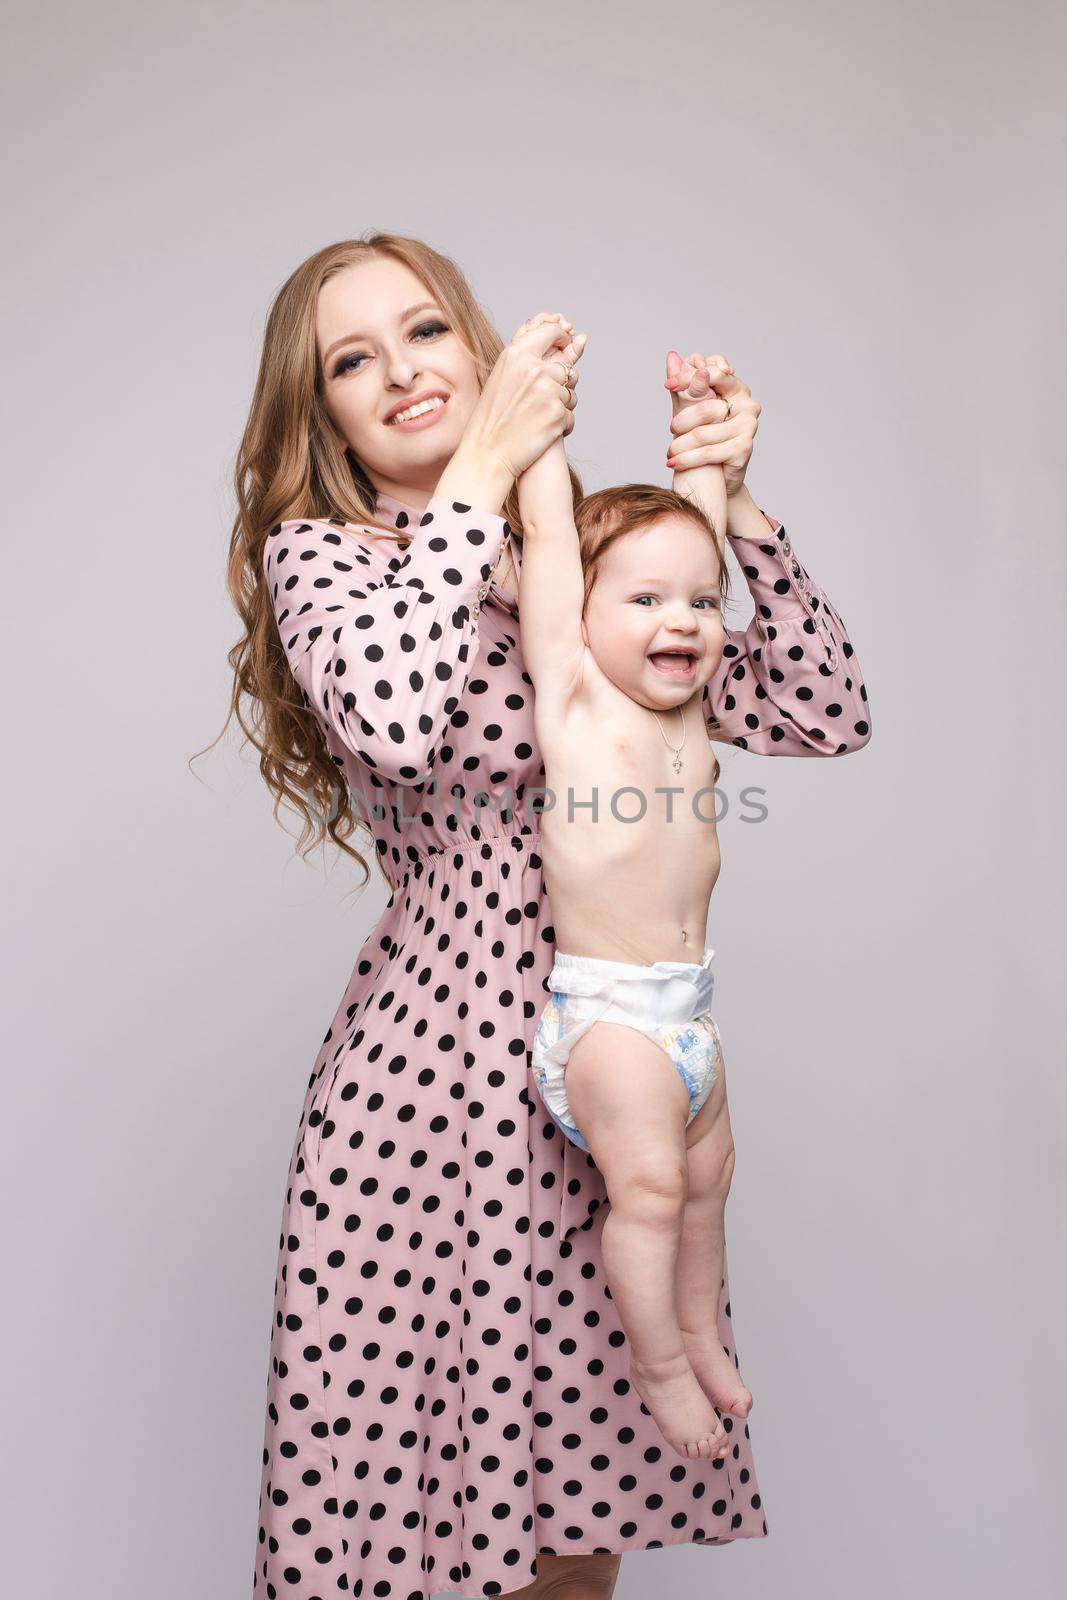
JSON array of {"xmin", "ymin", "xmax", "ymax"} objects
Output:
[{"xmin": 252, "ymin": 488, "xmax": 871, "ymax": 1599}]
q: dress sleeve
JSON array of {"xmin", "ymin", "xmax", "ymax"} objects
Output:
[
  {"xmin": 263, "ymin": 495, "xmax": 510, "ymax": 784},
  {"xmin": 703, "ymin": 512, "xmax": 872, "ymax": 755}
]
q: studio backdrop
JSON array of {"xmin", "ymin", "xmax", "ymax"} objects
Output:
[{"xmin": 1, "ymin": 2, "xmax": 1062, "ymax": 1598}]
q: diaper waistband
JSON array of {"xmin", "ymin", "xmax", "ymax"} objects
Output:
[{"xmin": 548, "ymin": 945, "xmax": 715, "ymax": 1022}]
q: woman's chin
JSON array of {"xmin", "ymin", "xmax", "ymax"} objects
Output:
[{"xmin": 388, "ymin": 426, "xmax": 465, "ymax": 473}]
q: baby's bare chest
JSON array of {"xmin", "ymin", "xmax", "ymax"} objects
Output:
[{"xmin": 537, "ymin": 698, "xmax": 719, "ymax": 839}]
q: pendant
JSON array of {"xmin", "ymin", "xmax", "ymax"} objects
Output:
[{"xmin": 672, "ymin": 753, "xmax": 683, "ymax": 774}]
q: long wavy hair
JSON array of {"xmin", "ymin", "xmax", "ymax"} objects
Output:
[
  {"xmin": 197, "ymin": 232, "xmax": 584, "ymax": 891},
  {"xmin": 573, "ymin": 483, "xmax": 735, "ymax": 783}
]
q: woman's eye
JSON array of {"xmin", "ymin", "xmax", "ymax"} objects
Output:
[{"xmin": 332, "ymin": 321, "xmax": 449, "ymax": 378}]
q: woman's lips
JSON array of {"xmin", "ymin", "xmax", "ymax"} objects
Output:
[
  {"xmin": 649, "ymin": 651, "xmax": 697, "ymax": 679},
  {"xmin": 384, "ymin": 396, "xmax": 450, "ymax": 431}
]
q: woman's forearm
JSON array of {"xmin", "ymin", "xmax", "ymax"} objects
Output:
[
  {"xmin": 723, "ymin": 483, "xmax": 777, "ymax": 540},
  {"xmin": 435, "ymin": 442, "xmax": 515, "ymax": 519}
]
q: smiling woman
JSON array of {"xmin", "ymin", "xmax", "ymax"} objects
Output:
[{"xmin": 207, "ymin": 230, "xmax": 866, "ymax": 1600}]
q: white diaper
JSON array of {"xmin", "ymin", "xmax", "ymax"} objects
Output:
[{"xmin": 530, "ymin": 945, "xmax": 722, "ymax": 1152}]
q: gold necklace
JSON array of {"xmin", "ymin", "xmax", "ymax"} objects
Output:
[{"xmin": 652, "ymin": 705, "xmax": 687, "ymax": 774}]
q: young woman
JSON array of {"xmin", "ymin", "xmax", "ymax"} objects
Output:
[{"xmin": 223, "ymin": 232, "xmax": 871, "ymax": 1600}]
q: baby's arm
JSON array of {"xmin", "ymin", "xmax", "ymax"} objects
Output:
[
  {"xmin": 672, "ymin": 459, "xmax": 728, "ymax": 564},
  {"xmin": 517, "ymin": 436, "xmax": 586, "ymax": 699}
]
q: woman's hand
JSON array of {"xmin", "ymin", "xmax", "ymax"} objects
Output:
[
  {"xmin": 663, "ymin": 351, "xmax": 728, "ymax": 539},
  {"xmin": 665, "ymin": 351, "xmax": 761, "ymax": 500},
  {"xmin": 466, "ymin": 312, "xmax": 585, "ymax": 482}
]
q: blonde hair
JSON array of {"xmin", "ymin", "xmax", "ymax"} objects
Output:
[{"xmin": 195, "ymin": 231, "xmax": 583, "ymax": 888}]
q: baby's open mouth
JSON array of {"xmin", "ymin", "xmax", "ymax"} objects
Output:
[{"xmin": 648, "ymin": 650, "xmax": 696, "ymax": 677}]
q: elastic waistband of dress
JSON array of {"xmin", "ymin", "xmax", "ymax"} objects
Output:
[{"xmin": 397, "ymin": 829, "xmax": 543, "ymax": 880}]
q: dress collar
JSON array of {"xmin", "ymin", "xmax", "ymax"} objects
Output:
[
  {"xmin": 373, "ymin": 489, "xmax": 420, "ymax": 528},
  {"xmin": 374, "ymin": 489, "xmax": 520, "ymax": 614}
]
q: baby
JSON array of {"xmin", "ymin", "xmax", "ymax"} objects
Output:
[{"xmin": 519, "ymin": 334, "xmax": 753, "ymax": 1461}]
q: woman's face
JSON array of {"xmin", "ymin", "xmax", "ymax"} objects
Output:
[
  {"xmin": 581, "ymin": 515, "xmax": 726, "ymax": 710},
  {"xmin": 316, "ymin": 255, "xmax": 482, "ymax": 500}
]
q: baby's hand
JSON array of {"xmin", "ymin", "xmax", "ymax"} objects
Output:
[
  {"xmin": 664, "ymin": 349, "xmax": 722, "ymax": 409},
  {"xmin": 663, "ymin": 350, "xmax": 728, "ymax": 539}
]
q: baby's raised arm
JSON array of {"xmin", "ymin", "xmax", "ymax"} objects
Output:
[
  {"xmin": 517, "ymin": 436, "xmax": 586, "ymax": 699},
  {"xmin": 516, "ymin": 329, "xmax": 589, "ymax": 701}
]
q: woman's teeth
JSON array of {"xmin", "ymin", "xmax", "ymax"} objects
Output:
[{"xmin": 388, "ymin": 396, "xmax": 446, "ymax": 424}]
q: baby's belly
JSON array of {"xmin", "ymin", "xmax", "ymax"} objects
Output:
[{"xmin": 542, "ymin": 814, "xmax": 722, "ymax": 966}]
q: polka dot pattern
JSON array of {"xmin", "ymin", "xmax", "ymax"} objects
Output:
[
  {"xmin": 254, "ymin": 489, "xmax": 869, "ymax": 1598},
  {"xmin": 705, "ymin": 521, "xmax": 871, "ymax": 754}
]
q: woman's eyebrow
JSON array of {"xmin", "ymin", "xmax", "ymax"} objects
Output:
[{"xmin": 322, "ymin": 302, "xmax": 440, "ymax": 363}]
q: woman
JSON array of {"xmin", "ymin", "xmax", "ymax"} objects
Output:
[{"xmin": 225, "ymin": 232, "xmax": 871, "ymax": 1600}]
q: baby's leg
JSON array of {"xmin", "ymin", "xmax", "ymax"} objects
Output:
[
  {"xmin": 676, "ymin": 1060, "xmax": 753, "ymax": 1419},
  {"xmin": 565, "ymin": 1021, "xmax": 730, "ymax": 1462}
]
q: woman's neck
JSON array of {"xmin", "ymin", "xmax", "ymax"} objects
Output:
[{"xmin": 374, "ymin": 479, "xmax": 431, "ymax": 517}]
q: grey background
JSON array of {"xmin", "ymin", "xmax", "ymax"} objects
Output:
[{"xmin": 2, "ymin": 0, "xmax": 1063, "ymax": 1594}]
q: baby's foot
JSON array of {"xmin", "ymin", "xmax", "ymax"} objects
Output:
[
  {"xmin": 629, "ymin": 1351, "xmax": 731, "ymax": 1461},
  {"xmin": 679, "ymin": 1327, "xmax": 753, "ymax": 1420}
]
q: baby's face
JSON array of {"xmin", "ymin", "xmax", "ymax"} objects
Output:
[{"xmin": 581, "ymin": 514, "xmax": 726, "ymax": 709}]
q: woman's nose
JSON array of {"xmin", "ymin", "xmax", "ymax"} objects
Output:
[{"xmin": 383, "ymin": 350, "xmax": 421, "ymax": 388}]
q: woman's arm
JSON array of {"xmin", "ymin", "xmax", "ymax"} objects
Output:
[
  {"xmin": 263, "ymin": 316, "xmax": 586, "ymax": 785},
  {"xmin": 664, "ymin": 355, "xmax": 871, "ymax": 755},
  {"xmin": 262, "ymin": 448, "xmax": 514, "ymax": 786},
  {"xmin": 703, "ymin": 486, "xmax": 871, "ymax": 755}
]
